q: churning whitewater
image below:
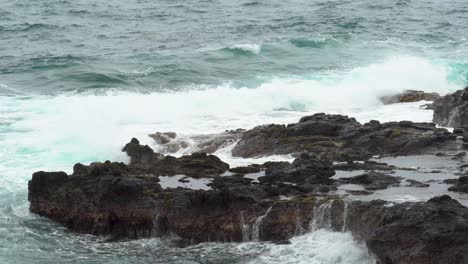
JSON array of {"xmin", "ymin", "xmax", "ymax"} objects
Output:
[{"xmin": 1, "ymin": 0, "xmax": 468, "ymax": 263}]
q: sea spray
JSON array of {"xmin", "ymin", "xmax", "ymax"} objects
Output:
[
  {"xmin": 239, "ymin": 207, "xmax": 273, "ymax": 242},
  {"xmin": 342, "ymin": 202, "xmax": 348, "ymax": 232},
  {"xmin": 309, "ymin": 199, "xmax": 349, "ymax": 232},
  {"xmin": 294, "ymin": 208, "xmax": 306, "ymax": 236},
  {"xmin": 310, "ymin": 200, "xmax": 334, "ymax": 231},
  {"xmin": 240, "ymin": 212, "xmax": 252, "ymax": 242},
  {"xmin": 252, "ymin": 207, "xmax": 273, "ymax": 242}
]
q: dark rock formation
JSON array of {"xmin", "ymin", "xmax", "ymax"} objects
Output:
[
  {"xmin": 433, "ymin": 87, "xmax": 468, "ymax": 127},
  {"xmin": 150, "ymin": 153, "xmax": 229, "ymax": 178},
  {"xmin": 380, "ymin": 90, "xmax": 440, "ymax": 105},
  {"xmin": 149, "ymin": 132, "xmax": 177, "ymax": 145},
  {"xmin": 122, "ymin": 138, "xmax": 164, "ymax": 168},
  {"xmin": 29, "ymin": 168, "xmax": 468, "ymax": 264},
  {"xmin": 229, "ymin": 164, "xmax": 261, "ymax": 174},
  {"xmin": 121, "ymin": 138, "xmax": 230, "ymax": 178},
  {"xmin": 339, "ymin": 172, "xmax": 401, "ymax": 190},
  {"xmin": 405, "ymin": 179, "xmax": 430, "ymax": 188},
  {"xmin": 448, "ymin": 176, "xmax": 468, "ymax": 193},
  {"xmin": 348, "ymin": 195, "xmax": 468, "ymax": 264},
  {"xmin": 333, "ymin": 160, "xmax": 396, "ymax": 171},
  {"xmin": 232, "ymin": 113, "xmax": 454, "ymax": 159},
  {"xmin": 27, "ymin": 114, "xmax": 468, "ymax": 264}
]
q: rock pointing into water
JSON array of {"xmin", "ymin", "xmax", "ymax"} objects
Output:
[{"xmin": 433, "ymin": 87, "xmax": 468, "ymax": 127}]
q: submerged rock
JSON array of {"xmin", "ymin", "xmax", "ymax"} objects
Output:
[
  {"xmin": 448, "ymin": 176, "xmax": 468, "ymax": 193},
  {"xmin": 380, "ymin": 90, "xmax": 440, "ymax": 105},
  {"xmin": 339, "ymin": 172, "xmax": 401, "ymax": 190},
  {"xmin": 405, "ymin": 179, "xmax": 430, "ymax": 188}
]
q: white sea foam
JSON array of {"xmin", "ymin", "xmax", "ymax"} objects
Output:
[
  {"xmin": 231, "ymin": 43, "xmax": 262, "ymax": 54},
  {"xmin": 247, "ymin": 230, "xmax": 375, "ymax": 264},
  {"xmin": 0, "ymin": 56, "xmax": 460, "ymax": 169}
]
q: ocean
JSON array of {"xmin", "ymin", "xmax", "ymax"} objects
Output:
[{"xmin": 1, "ymin": 0, "xmax": 467, "ymax": 263}]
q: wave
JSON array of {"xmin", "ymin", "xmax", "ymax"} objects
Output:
[
  {"xmin": 64, "ymin": 72, "xmax": 128, "ymax": 85},
  {"xmin": 223, "ymin": 44, "xmax": 262, "ymax": 55},
  {"xmin": 0, "ymin": 55, "xmax": 461, "ymax": 167}
]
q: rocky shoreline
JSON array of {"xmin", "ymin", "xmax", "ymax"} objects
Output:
[{"xmin": 29, "ymin": 88, "xmax": 468, "ymax": 264}]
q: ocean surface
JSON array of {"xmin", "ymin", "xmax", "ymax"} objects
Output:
[{"xmin": 1, "ymin": 0, "xmax": 468, "ymax": 263}]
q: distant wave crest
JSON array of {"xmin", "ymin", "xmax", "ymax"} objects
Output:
[{"xmin": 223, "ymin": 44, "xmax": 262, "ymax": 55}]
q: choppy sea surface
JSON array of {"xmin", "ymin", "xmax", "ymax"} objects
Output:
[{"xmin": 1, "ymin": 0, "xmax": 468, "ymax": 263}]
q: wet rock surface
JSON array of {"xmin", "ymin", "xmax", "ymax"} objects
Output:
[
  {"xmin": 231, "ymin": 113, "xmax": 454, "ymax": 159},
  {"xmin": 448, "ymin": 176, "xmax": 468, "ymax": 193},
  {"xmin": 350, "ymin": 195, "xmax": 468, "ymax": 264},
  {"xmin": 380, "ymin": 90, "xmax": 440, "ymax": 105},
  {"xmin": 338, "ymin": 172, "xmax": 402, "ymax": 191},
  {"xmin": 122, "ymin": 138, "xmax": 230, "ymax": 178},
  {"xmin": 28, "ymin": 112, "xmax": 468, "ymax": 264}
]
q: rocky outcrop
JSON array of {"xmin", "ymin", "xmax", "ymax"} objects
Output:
[
  {"xmin": 349, "ymin": 195, "xmax": 468, "ymax": 264},
  {"xmin": 149, "ymin": 129, "xmax": 244, "ymax": 154},
  {"xmin": 27, "ymin": 113, "xmax": 468, "ymax": 264},
  {"xmin": 122, "ymin": 138, "xmax": 229, "ymax": 177},
  {"xmin": 232, "ymin": 113, "xmax": 454, "ymax": 159},
  {"xmin": 28, "ymin": 139, "xmax": 337, "ymax": 241},
  {"xmin": 122, "ymin": 138, "xmax": 164, "ymax": 168},
  {"xmin": 380, "ymin": 90, "xmax": 440, "ymax": 105},
  {"xmin": 29, "ymin": 164, "xmax": 468, "ymax": 264},
  {"xmin": 448, "ymin": 176, "xmax": 468, "ymax": 193},
  {"xmin": 433, "ymin": 87, "xmax": 468, "ymax": 127}
]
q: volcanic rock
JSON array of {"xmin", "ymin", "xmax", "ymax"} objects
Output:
[
  {"xmin": 433, "ymin": 87, "xmax": 468, "ymax": 127},
  {"xmin": 380, "ymin": 90, "xmax": 440, "ymax": 105}
]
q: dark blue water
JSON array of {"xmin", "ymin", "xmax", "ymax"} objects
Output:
[{"xmin": 1, "ymin": 0, "xmax": 468, "ymax": 95}]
